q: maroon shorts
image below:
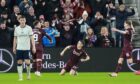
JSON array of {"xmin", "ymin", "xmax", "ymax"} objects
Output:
[
  {"xmin": 64, "ymin": 60, "xmax": 78, "ymax": 72},
  {"xmin": 33, "ymin": 45, "xmax": 43, "ymax": 60},
  {"xmin": 120, "ymin": 46, "xmax": 133, "ymax": 59}
]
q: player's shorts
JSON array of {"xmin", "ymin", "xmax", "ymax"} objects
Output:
[
  {"xmin": 64, "ymin": 60, "xmax": 78, "ymax": 72},
  {"xmin": 33, "ymin": 45, "xmax": 43, "ymax": 60},
  {"xmin": 16, "ymin": 50, "xmax": 30, "ymax": 60},
  {"xmin": 120, "ymin": 46, "xmax": 133, "ymax": 59},
  {"xmin": 33, "ymin": 49, "xmax": 43, "ymax": 60}
]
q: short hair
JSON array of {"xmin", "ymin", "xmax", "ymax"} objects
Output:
[
  {"xmin": 78, "ymin": 40, "xmax": 85, "ymax": 46},
  {"xmin": 33, "ymin": 20, "xmax": 40, "ymax": 26},
  {"xmin": 18, "ymin": 15, "xmax": 26, "ymax": 20},
  {"xmin": 125, "ymin": 20, "xmax": 132, "ymax": 26}
]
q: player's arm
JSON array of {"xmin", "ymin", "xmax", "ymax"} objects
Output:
[
  {"xmin": 46, "ymin": 34, "xmax": 52, "ymax": 42},
  {"xmin": 60, "ymin": 45, "xmax": 72, "ymax": 56},
  {"xmin": 13, "ymin": 36, "xmax": 17, "ymax": 54},
  {"xmin": 29, "ymin": 27, "xmax": 36, "ymax": 54},
  {"xmin": 30, "ymin": 35, "xmax": 36, "ymax": 54},
  {"xmin": 81, "ymin": 54, "xmax": 90, "ymax": 62},
  {"xmin": 112, "ymin": 28, "xmax": 128, "ymax": 34}
]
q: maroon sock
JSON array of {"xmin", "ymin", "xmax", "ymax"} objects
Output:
[
  {"xmin": 33, "ymin": 62, "xmax": 37, "ymax": 71},
  {"xmin": 36, "ymin": 61, "xmax": 42, "ymax": 72},
  {"xmin": 115, "ymin": 63, "xmax": 122, "ymax": 73}
]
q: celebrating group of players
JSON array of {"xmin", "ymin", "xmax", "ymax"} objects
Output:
[{"xmin": 13, "ymin": 15, "xmax": 135, "ymax": 81}]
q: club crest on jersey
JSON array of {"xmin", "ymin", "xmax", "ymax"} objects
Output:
[{"xmin": 73, "ymin": 49, "xmax": 82, "ymax": 56}]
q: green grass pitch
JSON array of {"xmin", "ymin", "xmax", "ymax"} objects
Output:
[{"xmin": 0, "ymin": 73, "xmax": 139, "ymax": 84}]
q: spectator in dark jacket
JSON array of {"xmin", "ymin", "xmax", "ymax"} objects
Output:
[
  {"xmin": 19, "ymin": 0, "xmax": 33, "ymax": 14},
  {"xmin": 25, "ymin": 6, "xmax": 37, "ymax": 28},
  {"xmin": 109, "ymin": 4, "xmax": 135, "ymax": 47},
  {"xmin": 0, "ymin": 0, "xmax": 10, "ymax": 14},
  {"xmin": 10, "ymin": 5, "xmax": 21, "ymax": 28},
  {"xmin": 33, "ymin": 0, "xmax": 46, "ymax": 17},
  {"xmin": 45, "ymin": 0, "xmax": 63, "ymax": 22},
  {"xmin": 60, "ymin": 24, "xmax": 74, "ymax": 47},
  {"xmin": 91, "ymin": 11, "xmax": 107, "ymax": 35},
  {"xmin": 92, "ymin": 0, "xmax": 107, "ymax": 17},
  {"xmin": 0, "ymin": 11, "xmax": 11, "ymax": 27},
  {"xmin": 97, "ymin": 26, "xmax": 114, "ymax": 47},
  {"xmin": 0, "ymin": 21, "xmax": 14, "ymax": 48}
]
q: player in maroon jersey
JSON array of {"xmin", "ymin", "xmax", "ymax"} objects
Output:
[
  {"xmin": 60, "ymin": 40, "xmax": 90, "ymax": 76},
  {"xmin": 32, "ymin": 21, "xmax": 52, "ymax": 76},
  {"xmin": 109, "ymin": 20, "xmax": 135, "ymax": 77}
]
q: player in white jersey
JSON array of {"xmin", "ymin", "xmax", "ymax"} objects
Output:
[{"xmin": 13, "ymin": 16, "xmax": 36, "ymax": 81}]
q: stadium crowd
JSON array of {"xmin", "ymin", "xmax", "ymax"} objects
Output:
[{"xmin": 0, "ymin": 0, "xmax": 136, "ymax": 48}]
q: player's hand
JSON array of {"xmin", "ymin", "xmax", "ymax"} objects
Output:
[
  {"xmin": 129, "ymin": 7, "xmax": 133, "ymax": 9},
  {"xmin": 111, "ymin": 28, "xmax": 117, "ymax": 32},
  {"xmin": 80, "ymin": 59, "xmax": 85, "ymax": 62},
  {"xmin": 50, "ymin": 40, "xmax": 53, "ymax": 44},
  {"xmin": 32, "ymin": 47, "xmax": 36, "ymax": 54},
  {"xmin": 13, "ymin": 48, "xmax": 16, "ymax": 54},
  {"xmin": 60, "ymin": 52, "xmax": 64, "ymax": 56}
]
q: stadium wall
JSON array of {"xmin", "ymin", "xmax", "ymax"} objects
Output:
[{"xmin": 0, "ymin": 48, "xmax": 139, "ymax": 73}]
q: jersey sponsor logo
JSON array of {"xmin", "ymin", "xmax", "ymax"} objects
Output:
[
  {"xmin": 127, "ymin": 48, "xmax": 140, "ymax": 72},
  {"xmin": 0, "ymin": 49, "xmax": 14, "ymax": 73}
]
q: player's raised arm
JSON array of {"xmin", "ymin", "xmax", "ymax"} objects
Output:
[
  {"xmin": 112, "ymin": 28, "xmax": 128, "ymax": 34},
  {"xmin": 60, "ymin": 45, "xmax": 72, "ymax": 56}
]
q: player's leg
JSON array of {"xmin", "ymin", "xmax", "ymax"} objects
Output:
[
  {"xmin": 17, "ymin": 60, "xmax": 23, "ymax": 81},
  {"xmin": 32, "ymin": 53, "xmax": 37, "ymax": 72},
  {"xmin": 110, "ymin": 57, "xmax": 124, "ymax": 77},
  {"xmin": 25, "ymin": 59, "xmax": 31, "ymax": 80},
  {"xmin": 60, "ymin": 69, "xmax": 66, "ymax": 75},
  {"xmin": 35, "ymin": 59, "xmax": 42, "ymax": 76},
  {"xmin": 115, "ymin": 57, "xmax": 124, "ymax": 73},
  {"xmin": 35, "ymin": 50, "xmax": 43, "ymax": 76},
  {"xmin": 16, "ymin": 50, "xmax": 23, "ymax": 81},
  {"xmin": 69, "ymin": 66, "xmax": 78, "ymax": 76},
  {"xmin": 24, "ymin": 50, "xmax": 31, "ymax": 80}
]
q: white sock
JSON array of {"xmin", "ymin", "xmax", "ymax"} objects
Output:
[
  {"xmin": 17, "ymin": 65, "xmax": 23, "ymax": 79},
  {"xmin": 26, "ymin": 65, "xmax": 31, "ymax": 77}
]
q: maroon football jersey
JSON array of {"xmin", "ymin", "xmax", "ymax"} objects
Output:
[
  {"xmin": 123, "ymin": 28, "xmax": 133, "ymax": 48},
  {"xmin": 33, "ymin": 28, "xmax": 51, "ymax": 50},
  {"xmin": 68, "ymin": 45, "xmax": 88, "ymax": 65}
]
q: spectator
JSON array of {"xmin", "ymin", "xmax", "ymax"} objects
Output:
[
  {"xmin": 0, "ymin": 11, "xmax": 11, "ymax": 27},
  {"xmin": 118, "ymin": 0, "xmax": 123, "ymax": 5},
  {"xmin": 109, "ymin": 4, "xmax": 135, "ymax": 47},
  {"xmin": 51, "ymin": 13, "xmax": 61, "ymax": 31},
  {"xmin": 0, "ymin": 21, "xmax": 14, "ymax": 48},
  {"xmin": 97, "ymin": 26, "xmax": 114, "ymax": 47},
  {"xmin": 25, "ymin": 6, "xmax": 37, "ymax": 28},
  {"xmin": 33, "ymin": 0, "xmax": 46, "ymax": 17},
  {"xmin": 60, "ymin": 24, "xmax": 74, "ymax": 47},
  {"xmin": 42, "ymin": 21, "xmax": 59, "ymax": 47},
  {"xmin": 39, "ymin": 14, "xmax": 45, "ymax": 27},
  {"xmin": 19, "ymin": 0, "xmax": 33, "ymax": 14},
  {"xmin": 91, "ymin": 11, "xmax": 107, "ymax": 35},
  {"xmin": 92, "ymin": 0, "xmax": 107, "ymax": 17},
  {"xmin": 10, "ymin": 5, "xmax": 21, "ymax": 28},
  {"xmin": 45, "ymin": 0, "xmax": 62, "ymax": 21},
  {"xmin": 84, "ymin": 28, "xmax": 97, "ymax": 47},
  {"xmin": 61, "ymin": 13, "xmax": 75, "ymax": 27},
  {"xmin": 0, "ymin": 0, "xmax": 10, "ymax": 14},
  {"xmin": 74, "ymin": 0, "xmax": 92, "ymax": 19},
  {"xmin": 60, "ymin": 0, "xmax": 79, "ymax": 18},
  {"xmin": 77, "ymin": 10, "xmax": 91, "ymax": 40}
]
